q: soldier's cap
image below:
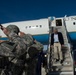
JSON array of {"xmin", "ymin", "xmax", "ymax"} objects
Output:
[{"xmin": 6, "ymin": 25, "xmax": 20, "ymax": 34}]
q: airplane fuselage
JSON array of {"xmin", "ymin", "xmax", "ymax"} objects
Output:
[{"xmin": 0, "ymin": 16, "xmax": 76, "ymax": 48}]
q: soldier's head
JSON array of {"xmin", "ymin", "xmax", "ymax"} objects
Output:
[
  {"xmin": 2, "ymin": 27, "xmax": 9, "ymax": 36},
  {"xmin": 6, "ymin": 25, "xmax": 20, "ymax": 35},
  {"xmin": 53, "ymin": 28, "xmax": 58, "ymax": 33}
]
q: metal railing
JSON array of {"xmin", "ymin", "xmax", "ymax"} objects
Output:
[
  {"xmin": 72, "ymin": 49, "xmax": 76, "ymax": 75},
  {"xmin": 63, "ymin": 18, "xmax": 74, "ymax": 75},
  {"xmin": 47, "ymin": 17, "xmax": 54, "ymax": 73}
]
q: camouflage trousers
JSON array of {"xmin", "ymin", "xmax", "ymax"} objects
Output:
[
  {"xmin": 24, "ymin": 58, "xmax": 38, "ymax": 75},
  {"xmin": 0, "ymin": 59, "xmax": 25, "ymax": 75}
]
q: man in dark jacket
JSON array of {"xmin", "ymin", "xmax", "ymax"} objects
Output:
[{"xmin": 51, "ymin": 28, "xmax": 64, "ymax": 63}]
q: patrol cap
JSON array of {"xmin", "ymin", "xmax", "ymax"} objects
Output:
[{"xmin": 6, "ymin": 25, "xmax": 20, "ymax": 34}]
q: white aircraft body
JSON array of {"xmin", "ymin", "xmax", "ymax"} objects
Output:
[{"xmin": 0, "ymin": 16, "xmax": 76, "ymax": 48}]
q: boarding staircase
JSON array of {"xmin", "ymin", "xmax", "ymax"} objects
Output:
[{"xmin": 46, "ymin": 17, "xmax": 74, "ymax": 75}]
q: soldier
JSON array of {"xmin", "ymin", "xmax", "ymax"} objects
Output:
[
  {"xmin": 0, "ymin": 25, "xmax": 43, "ymax": 75},
  {"xmin": 0, "ymin": 25, "xmax": 28, "ymax": 75},
  {"xmin": 19, "ymin": 31, "xmax": 43, "ymax": 75}
]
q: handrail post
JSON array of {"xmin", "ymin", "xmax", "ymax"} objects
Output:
[{"xmin": 47, "ymin": 17, "xmax": 55, "ymax": 73}]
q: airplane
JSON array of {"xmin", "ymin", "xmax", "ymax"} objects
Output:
[
  {"xmin": 0, "ymin": 15, "xmax": 76, "ymax": 49},
  {"xmin": 0, "ymin": 18, "xmax": 49, "ymax": 45}
]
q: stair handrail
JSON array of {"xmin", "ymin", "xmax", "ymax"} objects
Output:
[
  {"xmin": 63, "ymin": 17, "xmax": 73, "ymax": 47},
  {"xmin": 63, "ymin": 17, "xmax": 74, "ymax": 75},
  {"xmin": 47, "ymin": 17, "xmax": 55, "ymax": 73}
]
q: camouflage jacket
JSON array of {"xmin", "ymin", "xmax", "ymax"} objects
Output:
[
  {"xmin": 0, "ymin": 41, "xmax": 15, "ymax": 57},
  {"xmin": 22, "ymin": 34, "xmax": 34, "ymax": 47},
  {"xmin": 8, "ymin": 31, "xmax": 28, "ymax": 58}
]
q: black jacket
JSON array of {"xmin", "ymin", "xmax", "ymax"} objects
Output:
[{"xmin": 51, "ymin": 32, "xmax": 64, "ymax": 45}]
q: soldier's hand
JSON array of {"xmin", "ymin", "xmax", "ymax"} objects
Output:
[{"xmin": 0, "ymin": 40, "xmax": 5, "ymax": 43}]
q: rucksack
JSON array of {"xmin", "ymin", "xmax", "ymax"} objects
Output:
[
  {"xmin": 28, "ymin": 41, "xmax": 43, "ymax": 58},
  {"xmin": 0, "ymin": 41, "xmax": 16, "ymax": 57},
  {"xmin": 22, "ymin": 34, "xmax": 34, "ymax": 46},
  {"xmin": 31, "ymin": 41, "xmax": 43, "ymax": 51}
]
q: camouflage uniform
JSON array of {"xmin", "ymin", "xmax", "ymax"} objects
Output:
[
  {"xmin": 0, "ymin": 25, "xmax": 43, "ymax": 75},
  {"xmin": 21, "ymin": 34, "xmax": 43, "ymax": 75},
  {"xmin": 0, "ymin": 41, "xmax": 15, "ymax": 75},
  {"xmin": 7, "ymin": 25, "xmax": 30, "ymax": 75},
  {"xmin": 6, "ymin": 25, "xmax": 28, "ymax": 58},
  {"xmin": 0, "ymin": 25, "xmax": 28, "ymax": 75},
  {"xmin": 7, "ymin": 28, "xmax": 43, "ymax": 75},
  {"xmin": 28, "ymin": 40, "xmax": 43, "ymax": 75}
]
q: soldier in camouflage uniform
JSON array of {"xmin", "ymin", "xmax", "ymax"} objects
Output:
[
  {"xmin": 0, "ymin": 25, "xmax": 28, "ymax": 75},
  {"xmin": 0, "ymin": 25, "xmax": 43, "ymax": 75},
  {"xmin": 20, "ymin": 31, "xmax": 43, "ymax": 75}
]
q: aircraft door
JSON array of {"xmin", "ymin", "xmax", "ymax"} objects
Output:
[{"xmin": 56, "ymin": 19, "xmax": 62, "ymax": 26}]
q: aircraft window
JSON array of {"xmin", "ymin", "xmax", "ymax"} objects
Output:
[
  {"xmin": 40, "ymin": 25, "xmax": 42, "ymax": 28},
  {"xmin": 29, "ymin": 26, "xmax": 31, "ymax": 28},
  {"xmin": 73, "ymin": 22, "xmax": 76, "ymax": 25},
  {"xmin": 26, "ymin": 26, "xmax": 27, "ymax": 29},
  {"xmin": 36, "ymin": 25, "xmax": 38, "ymax": 27}
]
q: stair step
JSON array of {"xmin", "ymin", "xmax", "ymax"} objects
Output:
[
  {"xmin": 53, "ymin": 62, "xmax": 72, "ymax": 67},
  {"xmin": 62, "ymin": 48, "xmax": 68, "ymax": 50},
  {"xmin": 64, "ymin": 40, "xmax": 68, "ymax": 42},
  {"xmin": 64, "ymin": 58, "xmax": 71, "ymax": 62},
  {"xmin": 65, "ymin": 51, "xmax": 71, "ymax": 54},
  {"xmin": 59, "ymin": 66, "xmax": 73, "ymax": 71},
  {"xmin": 48, "ymin": 71, "xmax": 73, "ymax": 75},
  {"xmin": 65, "ymin": 54, "xmax": 70, "ymax": 58}
]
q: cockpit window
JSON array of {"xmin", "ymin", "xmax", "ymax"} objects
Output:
[
  {"xmin": 29, "ymin": 26, "xmax": 31, "ymax": 28},
  {"xmin": 36, "ymin": 25, "xmax": 38, "ymax": 27}
]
